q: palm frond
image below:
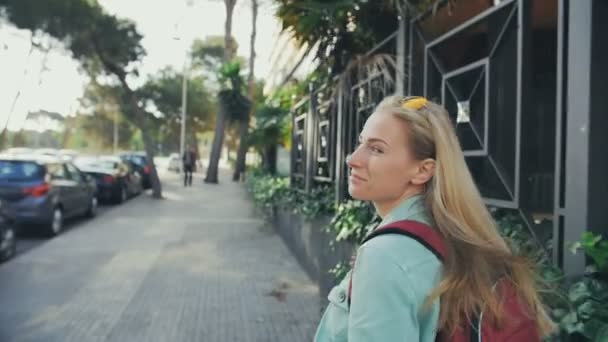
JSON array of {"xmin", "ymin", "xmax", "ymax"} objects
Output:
[{"xmin": 332, "ymin": 52, "xmax": 398, "ymax": 100}]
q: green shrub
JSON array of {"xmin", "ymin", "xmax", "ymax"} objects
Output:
[
  {"xmin": 325, "ymin": 200, "xmax": 380, "ymax": 245},
  {"xmin": 494, "ymin": 213, "xmax": 608, "ymax": 341},
  {"xmin": 291, "ymin": 185, "xmax": 336, "ymax": 220},
  {"xmin": 245, "ymin": 171, "xmax": 291, "ymax": 217},
  {"xmin": 245, "ymin": 170, "xmax": 335, "ymax": 219},
  {"xmin": 547, "ymin": 231, "xmax": 608, "ymax": 341}
]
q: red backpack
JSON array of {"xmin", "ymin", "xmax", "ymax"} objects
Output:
[{"xmin": 347, "ymin": 220, "xmax": 541, "ymax": 342}]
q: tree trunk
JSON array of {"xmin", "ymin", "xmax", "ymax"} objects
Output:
[
  {"xmin": 204, "ymin": 102, "xmax": 228, "ymax": 183},
  {"xmin": 205, "ymin": 0, "xmax": 237, "ymax": 183},
  {"xmin": 116, "ymin": 77, "xmax": 163, "ymax": 198},
  {"xmin": 232, "ymin": 117, "xmax": 249, "ymax": 181},
  {"xmin": 139, "ymin": 118, "xmax": 163, "ymax": 198},
  {"xmin": 92, "ymin": 43, "xmax": 163, "ymax": 198},
  {"xmin": 264, "ymin": 144, "xmax": 277, "ymax": 175},
  {"xmin": 0, "ymin": 130, "xmax": 6, "ymax": 151},
  {"xmin": 233, "ymin": 0, "xmax": 257, "ymax": 182},
  {"xmin": 224, "ymin": 0, "xmax": 236, "ymax": 61}
]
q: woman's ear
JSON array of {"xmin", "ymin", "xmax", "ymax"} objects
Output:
[{"xmin": 411, "ymin": 158, "xmax": 435, "ymax": 185}]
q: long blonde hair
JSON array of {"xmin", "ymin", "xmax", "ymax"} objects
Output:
[{"xmin": 375, "ymin": 95, "xmax": 555, "ymax": 337}]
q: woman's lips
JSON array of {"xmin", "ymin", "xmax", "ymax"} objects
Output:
[{"xmin": 349, "ymin": 173, "xmax": 366, "ymax": 182}]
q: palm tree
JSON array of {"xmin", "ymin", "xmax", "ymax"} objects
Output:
[
  {"xmin": 248, "ymin": 104, "xmax": 290, "ymax": 174},
  {"xmin": 205, "ymin": 62, "xmax": 251, "ymax": 183},
  {"xmin": 233, "ymin": 0, "xmax": 258, "ymax": 181},
  {"xmin": 204, "ymin": 0, "xmax": 239, "ymax": 183}
]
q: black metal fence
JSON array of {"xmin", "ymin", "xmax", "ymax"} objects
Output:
[{"xmin": 288, "ymin": 0, "xmax": 608, "ymax": 276}]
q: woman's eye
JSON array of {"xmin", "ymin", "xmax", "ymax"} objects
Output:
[{"xmin": 370, "ymin": 146, "xmax": 384, "ymax": 154}]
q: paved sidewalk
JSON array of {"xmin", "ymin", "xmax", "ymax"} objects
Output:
[{"xmin": 0, "ymin": 170, "xmax": 319, "ymax": 342}]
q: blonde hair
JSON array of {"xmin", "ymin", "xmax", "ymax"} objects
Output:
[{"xmin": 375, "ymin": 95, "xmax": 555, "ymax": 337}]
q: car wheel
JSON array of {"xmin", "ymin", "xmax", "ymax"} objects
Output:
[
  {"xmin": 86, "ymin": 196, "xmax": 98, "ymax": 217},
  {"xmin": 48, "ymin": 207, "xmax": 63, "ymax": 237},
  {"xmin": 1, "ymin": 227, "xmax": 16, "ymax": 261}
]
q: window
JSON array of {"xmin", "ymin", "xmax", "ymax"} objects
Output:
[
  {"xmin": 47, "ymin": 164, "xmax": 67, "ymax": 180},
  {"xmin": 0, "ymin": 161, "xmax": 44, "ymax": 181},
  {"xmin": 64, "ymin": 163, "xmax": 83, "ymax": 182}
]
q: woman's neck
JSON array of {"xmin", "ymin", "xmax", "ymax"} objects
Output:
[{"xmin": 373, "ymin": 187, "xmax": 424, "ymax": 218}]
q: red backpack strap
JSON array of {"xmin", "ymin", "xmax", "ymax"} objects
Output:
[
  {"xmin": 362, "ymin": 220, "xmax": 446, "ymax": 261},
  {"xmin": 347, "ymin": 220, "xmax": 446, "ymax": 308}
]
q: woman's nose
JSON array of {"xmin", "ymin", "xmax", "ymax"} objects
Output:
[{"xmin": 346, "ymin": 147, "xmax": 363, "ymax": 168}]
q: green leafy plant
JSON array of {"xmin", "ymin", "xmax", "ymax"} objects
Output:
[
  {"xmin": 555, "ymin": 277, "xmax": 608, "ymax": 340},
  {"xmin": 245, "ymin": 171, "xmax": 291, "ymax": 217},
  {"xmin": 291, "ymin": 185, "xmax": 336, "ymax": 220},
  {"xmin": 495, "ymin": 214, "xmax": 608, "ymax": 341},
  {"xmin": 550, "ymin": 232, "xmax": 608, "ymax": 341},
  {"xmin": 570, "ymin": 232, "xmax": 608, "ymax": 274},
  {"xmin": 245, "ymin": 171, "xmax": 335, "ymax": 220},
  {"xmin": 326, "ymin": 200, "xmax": 380, "ymax": 245}
]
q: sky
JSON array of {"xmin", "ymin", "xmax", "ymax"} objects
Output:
[{"xmin": 0, "ymin": 0, "xmax": 281, "ymax": 132}]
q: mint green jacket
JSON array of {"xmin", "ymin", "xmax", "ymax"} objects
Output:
[{"xmin": 314, "ymin": 196, "xmax": 442, "ymax": 342}]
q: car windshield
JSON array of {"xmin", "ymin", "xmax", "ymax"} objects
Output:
[
  {"xmin": 0, "ymin": 161, "xmax": 45, "ymax": 181},
  {"xmin": 95, "ymin": 160, "xmax": 120, "ymax": 170},
  {"xmin": 129, "ymin": 155, "xmax": 147, "ymax": 166},
  {"xmin": 75, "ymin": 158, "xmax": 119, "ymax": 170}
]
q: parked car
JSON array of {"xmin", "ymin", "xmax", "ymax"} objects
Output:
[
  {"xmin": 3, "ymin": 147, "xmax": 34, "ymax": 155},
  {"xmin": 168, "ymin": 153, "xmax": 181, "ymax": 172},
  {"xmin": 118, "ymin": 152, "xmax": 152, "ymax": 189},
  {"xmin": 58, "ymin": 149, "xmax": 79, "ymax": 161},
  {"xmin": 0, "ymin": 154, "xmax": 98, "ymax": 236},
  {"xmin": 34, "ymin": 148, "xmax": 59, "ymax": 157},
  {"xmin": 0, "ymin": 199, "xmax": 16, "ymax": 262},
  {"xmin": 74, "ymin": 156, "xmax": 142, "ymax": 204}
]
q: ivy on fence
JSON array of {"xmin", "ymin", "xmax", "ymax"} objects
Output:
[{"xmin": 245, "ymin": 169, "xmax": 335, "ymax": 220}]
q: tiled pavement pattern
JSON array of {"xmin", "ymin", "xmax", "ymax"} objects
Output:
[{"xmin": 0, "ymin": 170, "xmax": 320, "ymax": 342}]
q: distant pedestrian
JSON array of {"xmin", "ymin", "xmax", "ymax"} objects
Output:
[{"xmin": 182, "ymin": 145, "xmax": 195, "ymax": 187}]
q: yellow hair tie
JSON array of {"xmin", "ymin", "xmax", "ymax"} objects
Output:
[{"xmin": 402, "ymin": 97, "xmax": 428, "ymax": 110}]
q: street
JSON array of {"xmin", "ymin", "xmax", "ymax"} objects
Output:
[{"xmin": 0, "ymin": 170, "xmax": 320, "ymax": 342}]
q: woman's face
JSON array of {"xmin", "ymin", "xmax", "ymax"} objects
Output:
[{"xmin": 347, "ymin": 110, "xmax": 423, "ymax": 212}]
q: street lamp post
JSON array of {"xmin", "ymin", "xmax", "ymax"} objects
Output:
[
  {"xmin": 173, "ymin": 0, "xmax": 193, "ymax": 173},
  {"xmin": 179, "ymin": 60, "xmax": 188, "ymax": 173},
  {"xmin": 113, "ymin": 111, "xmax": 118, "ymax": 153}
]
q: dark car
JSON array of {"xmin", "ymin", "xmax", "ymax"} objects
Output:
[
  {"xmin": 0, "ymin": 199, "xmax": 16, "ymax": 262},
  {"xmin": 74, "ymin": 156, "xmax": 142, "ymax": 204},
  {"xmin": 0, "ymin": 154, "xmax": 98, "ymax": 236},
  {"xmin": 118, "ymin": 152, "xmax": 152, "ymax": 189}
]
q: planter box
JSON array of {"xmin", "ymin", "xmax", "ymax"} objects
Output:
[{"xmin": 272, "ymin": 207, "xmax": 356, "ymax": 310}]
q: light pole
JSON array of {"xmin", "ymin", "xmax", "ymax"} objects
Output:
[
  {"xmin": 179, "ymin": 60, "xmax": 188, "ymax": 173},
  {"xmin": 174, "ymin": 0, "xmax": 193, "ymax": 173},
  {"xmin": 113, "ymin": 111, "xmax": 118, "ymax": 153}
]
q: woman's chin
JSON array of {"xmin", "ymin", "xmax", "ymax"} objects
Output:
[{"xmin": 348, "ymin": 185, "xmax": 368, "ymax": 200}]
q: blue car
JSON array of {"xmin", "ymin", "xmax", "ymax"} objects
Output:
[
  {"xmin": 0, "ymin": 199, "xmax": 16, "ymax": 262},
  {"xmin": 0, "ymin": 154, "xmax": 98, "ymax": 236}
]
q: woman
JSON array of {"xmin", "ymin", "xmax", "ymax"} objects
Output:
[{"xmin": 314, "ymin": 96, "xmax": 554, "ymax": 341}]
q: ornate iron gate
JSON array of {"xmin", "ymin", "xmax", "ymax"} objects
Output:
[
  {"xmin": 288, "ymin": 0, "xmax": 588, "ymax": 270},
  {"xmin": 408, "ymin": 0, "xmax": 565, "ymax": 265}
]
